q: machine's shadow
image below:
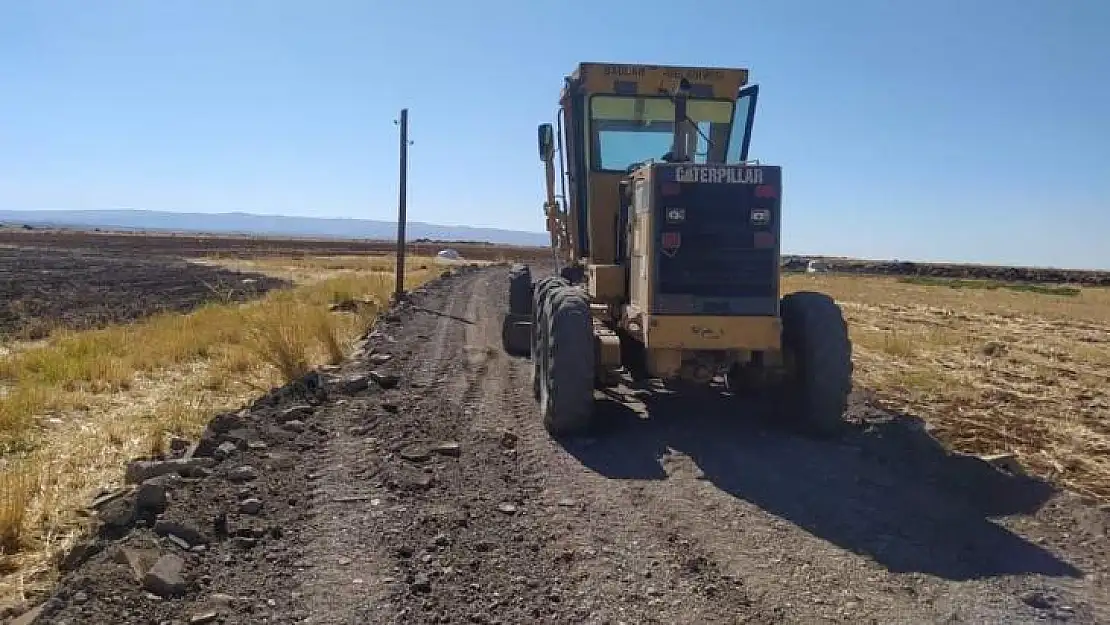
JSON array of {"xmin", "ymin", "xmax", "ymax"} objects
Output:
[{"xmin": 557, "ymin": 382, "xmax": 1081, "ymax": 582}]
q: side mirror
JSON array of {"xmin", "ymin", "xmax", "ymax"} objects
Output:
[{"xmin": 537, "ymin": 123, "xmax": 554, "ymax": 161}]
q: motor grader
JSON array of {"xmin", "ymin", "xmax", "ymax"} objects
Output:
[{"xmin": 501, "ymin": 61, "xmax": 852, "ymax": 437}]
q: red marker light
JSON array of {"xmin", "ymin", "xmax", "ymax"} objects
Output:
[
  {"xmin": 755, "ymin": 185, "xmax": 778, "ymax": 198},
  {"xmin": 754, "ymin": 232, "xmax": 776, "ymax": 249}
]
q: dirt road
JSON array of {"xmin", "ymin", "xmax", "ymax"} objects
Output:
[{"xmin": 27, "ymin": 265, "xmax": 1110, "ymax": 624}]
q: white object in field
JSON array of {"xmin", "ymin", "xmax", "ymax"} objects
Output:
[
  {"xmin": 806, "ymin": 259, "xmax": 829, "ymax": 273},
  {"xmin": 436, "ymin": 248, "xmax": 462, "ymax": 261}
]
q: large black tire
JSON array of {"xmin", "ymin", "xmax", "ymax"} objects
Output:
[
  {"xmin": 540, "ymin": 285, "xmax": 596, "ymax": 435},
  {"xmin": 780, "ymin": 291, "xmax": 853, "ymax": 438},
  {"xmin": 531, "ymin": 276, "xmax": 568, "ymax": 400},
  {"xmin": 508, "ymin": 263, "xmax": 533, "ymax": 316}
]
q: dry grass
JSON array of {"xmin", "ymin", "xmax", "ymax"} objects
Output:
[
  {"xmin": 0, "ymin": 254, "xmax": 437, "ymax": 607},
  {"xmin": 784, "ymin": 274, "xmax": 1110, "ymax": 503},
  {"xmin": 195, "ymin": 252, "xmax": 491, "ymax": 286}
]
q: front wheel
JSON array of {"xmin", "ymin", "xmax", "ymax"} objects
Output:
[
  {"xmin": 779, "ymin": 291, "xmax": 853, "ymax": 438},
  {"xmin": 540, "ymin": 285, "xmax": 595, "ymax": 436},
  {"xmin": 531, "ymin": 276, "xmax": 568, "ymax": 400}
]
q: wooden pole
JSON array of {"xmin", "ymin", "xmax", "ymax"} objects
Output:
[{"xmin": 394, "ymin": 108, "xmax": 409, "ymax": 301}]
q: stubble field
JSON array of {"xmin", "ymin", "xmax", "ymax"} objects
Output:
[{"xmin": 784, "ymin": 273, "xmax": 1110, "ymax": 502}]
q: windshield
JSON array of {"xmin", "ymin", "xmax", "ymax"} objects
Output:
[{"xmin": 589, "ymin": 95, "xmax": 735, "ymax": 172}]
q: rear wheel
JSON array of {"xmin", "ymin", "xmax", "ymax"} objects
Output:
[
  {"xmin": 501, "ymin": 264, "xmax": 534, "ymax": 355},
  {"xmin": 540, "ymin": 285, "xmax": 596, "ymax": 435},
  {"xmin": 780, "ymin": 291, "xmax": 853, "ymax": 437},
  {"xmin": 508, "ymin": 263, "xmax": 532, "ymax": 316}
]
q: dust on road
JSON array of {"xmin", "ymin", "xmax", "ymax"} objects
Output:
[{"xmin": 28, "ymin": 265, "xmax": 1110, "ymax": 624}]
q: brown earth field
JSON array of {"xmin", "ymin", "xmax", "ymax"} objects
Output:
[
  {"xmin": 0, "ymin": 228, "xmax": 554, "ymax": 265},
  {"xmin": 10, "ymin": 261, "xmax": 1109, "ymax": 625},
  {"xmin": 0, "ymin": 246, "xmax": 290, "ymax": 342},
  {"xmin": 3, "ymin": 226, "xmax": 1110, "ymax": 285}
]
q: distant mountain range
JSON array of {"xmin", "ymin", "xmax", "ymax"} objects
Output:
[{"xmin": 0, "ymin": 209, "xmax": 550, "ymax": 247}]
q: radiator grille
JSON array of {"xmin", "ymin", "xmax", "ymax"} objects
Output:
[{"xmin": 652, "ymin": 165, "xmax": 781, "ymax": 313}]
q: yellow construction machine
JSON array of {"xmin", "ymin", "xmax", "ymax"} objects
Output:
[{"xmin": 501, "ymin": 61, "xmax": 852, "ymax": 437}]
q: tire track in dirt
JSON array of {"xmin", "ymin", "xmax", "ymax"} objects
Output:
[
  {"xmin": 290, "ymin": 272, "xmax": 482, "ymax": 623},
  {"xmin": 295, "ymin": 267, "xmax": 610, "ymax": 624},
  {"xmin": 461, "ymin": 270, "xmax": 765, "ymax": 624},
  {"xmin": 292, "ymin": 267, "xmax": 498, "ymax": 624}
]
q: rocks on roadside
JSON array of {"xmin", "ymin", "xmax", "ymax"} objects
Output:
[
  {"xmin": 228, "ymin": 466, "xmax": 260, "ymax": 483},
  {"xmin": 213, "ymin": 441, "xmax": 238, "ymax": 461},
  {"xmin": 369, "ymin": 352, "xmax": 393, "ymax": 365},
  {"xmin": 401, "ymin": 473, "xmax": 434, "ymax": 491},
  {"xmin": 327, "ymin": 372, "xmax": 371, "ymax": 394},
  {"xmin": 283, "ymin": 419, "xmax": 307, "ymax": 433},
  {"xmin": 97, "ymin": 497, "xmax": 135, "ymax": 530},
  {"xmin": 278, "ymin": 405, "xmax": 315, "ymax": 423},
  {"xmin": 89, "ymin": 488, "xmax": 129, "ymax": 510},
  {"xmin": 154, "ymin": 519, "xmax": 209, "ymax": 547},
  {"xmin": 59, "ymin": 540, "xmax": 102, "ymax": 573},
  {"xmin": 431, "ymin": 441, "xmax": 461, "ymax": 458},
  {"xmin": 220, "ymin": 428, "xmax": 261, "ymax": 451},
  {"xmin": 1020, "ymin": 590, "xmax": 1057, "ymax": 610},
  {"xmin": 399, "ymin": 441, "xmax": 460, "ymax": 462},
  {"xmin": 400, "ymin": 446, "xmax": 432, "ymax": 463},
  {"xmin": 238, "ymin": 498, "xmax": 264, "ymax": 515},
  {"xmin": 369, "ymin": 370, "xmax": 401, "ymax": 389},
  {"xmin": 499, "ymin": 431, "xmax": 519, "ymax": 449},
  {"xmin": 209, "ymin": 410, "xmax": 248, "ymax": 435},
  {"xmin": 410, "ymin": 572, "xmax": 432, "ymax": 593},
  {"xmin": 114, "ymin": 546, "xmax": 162, "ymax": 582},
  {"xmin": 124, "ymin": 458, "xmax": 215, "ymax": 484},
  {"xmin": 135, "ymin": 481, "xmax": 168, "ymax": 514},
  {"xmin": 142, "ymin": 554, "xmax": 187, "ymax": 598}
]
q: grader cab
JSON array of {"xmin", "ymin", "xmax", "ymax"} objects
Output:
[{"xmin": 501, "ymin": 61, "xmax": 853, "ymax": 437}]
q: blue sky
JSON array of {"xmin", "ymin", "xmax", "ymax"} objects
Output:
[{"xmin": 1, "ymin": 1, "xmax": 1108, "ymax": 269}]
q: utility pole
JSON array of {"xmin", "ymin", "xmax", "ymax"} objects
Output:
[{"xmin": 394, "ymin": 108, "xmax": 409, "ymax": 301}]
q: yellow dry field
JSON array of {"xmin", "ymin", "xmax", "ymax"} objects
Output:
[
  {"xmin": 783, "ymin": 274, "xmax": 1110, "ymax": 504},
  {"xmin": 0, "ymin": 254, "xmax": 446, "ymax": 609}
]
